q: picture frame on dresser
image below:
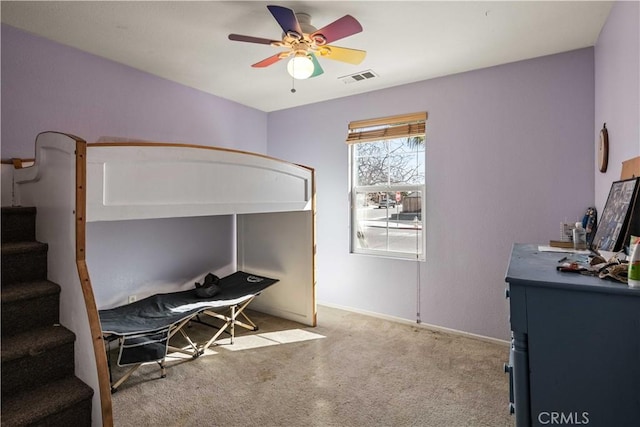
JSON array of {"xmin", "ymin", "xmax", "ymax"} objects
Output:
[{"xmin": 591, "ymin": 177, "xmax": 640, "ymax": 253}]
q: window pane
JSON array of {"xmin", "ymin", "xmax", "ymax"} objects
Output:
[
  {"xmin": 353, "ymin": 190, "xmax": 423, "ymax": 257},
  {"xmin": 353, "ymin": 140, "xmax": 389, "ymax": 186},
  {"xmin": 353, "ymin": 138, "xmax": 424, "ymax": 187}
]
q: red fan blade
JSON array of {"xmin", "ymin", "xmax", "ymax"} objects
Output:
[
  {"xmin": 252, "ymin": 54, "xmax": 284, "ymax": 68},
  {"xmin": 267, "ymin": 5, "xmax": 302, "ymax": 36},
  {"xmin": 229, "ymin": 34, "xmax": 279, "ymax": 45},
  {"xmin": 311, "ymin": 15, "xmax": 363, "ymax": 44}
]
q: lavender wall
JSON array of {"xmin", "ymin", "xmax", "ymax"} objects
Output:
[
  {"xmin": 86, "ymin": 216, "xmax": 235, "ymax": 310},
  {"xmin": 594, "ymin": 1, "xmax": 640, "ymax": 211},
  {"xmin": 1, "ymin": 24, "xmax": 267, "ymax": 157},
  {"xmin": 4, "ymin": 8, "xmax": 634, "ymax": 343},
  {"xmin": 0, "ymin": 23, "xmax": 264, "ymax": 343},
  {"xmin": 268, "ymin": 48, "xmax": 596, "ymax": 340}
]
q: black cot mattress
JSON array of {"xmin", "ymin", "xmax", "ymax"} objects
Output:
[
  {"xmin": 99, "ymin": 271, "xmax": 279, "ymax": 336},
  {"xmin": 100, "ymin": 271, "xmax": 279, "ymax": 371}
]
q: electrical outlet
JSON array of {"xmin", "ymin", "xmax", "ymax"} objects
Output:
[{"xmin": 128, "ymin": 295, "xmax": 137, "ymax": 304}]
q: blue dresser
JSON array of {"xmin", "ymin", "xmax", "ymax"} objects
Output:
[{"xmin": 505, "ymin": 244, "xmax": 640, "ymax": 427}]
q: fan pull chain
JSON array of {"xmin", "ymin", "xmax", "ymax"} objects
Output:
[{"xmin": 290, "ymin": 64, "xmax": 297, "ymax": 93}]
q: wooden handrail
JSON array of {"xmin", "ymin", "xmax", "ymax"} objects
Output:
[
  {"xmin": 0, "ymin": 158, "xmax": 35, "ymax": 168},
  {"xmin": 88, "ymin": 141, "xmax": 315, "ymax": 172}
]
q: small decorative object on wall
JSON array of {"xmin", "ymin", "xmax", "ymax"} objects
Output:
[
  {"xmin": 592, "ymin": 177, "xmax": 640, "ymax": 252},
  {"xmin": 598, "ymin": 123, "xmax": 609, "ymax": 173}
]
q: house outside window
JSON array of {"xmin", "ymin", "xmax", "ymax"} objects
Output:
[{"xmin": 347, "ymin": 113, "xmax": 427, "ymax": 260}]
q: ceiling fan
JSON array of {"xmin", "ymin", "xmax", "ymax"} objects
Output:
[{"xmin": 228, "ymin": 5, "xmax": 366, "ymax": 80}]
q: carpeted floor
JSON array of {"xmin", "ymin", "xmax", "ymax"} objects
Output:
[{"xmin": 110, "ymin": 305, "xmax": 513, "ymax": 427}]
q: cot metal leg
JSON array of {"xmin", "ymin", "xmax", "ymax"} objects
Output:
[
  {"xmin": 110, "ymin": 359, "xmax": 168, "ymax": 392},
  {"xmin": 111, "ymin": 364, "xmax": 142, "ymax": 392},
  {"xmin": 237, "ymin": 310, "xmax": 258, "ymax": 331},
  {"xmin": 167, "ymin": 344, "xmax": 199, "ymax": 357},
  {"xmin": 173, "ymin": 328, "xmax": 200, "ymax": 355},
  {"xmin": 200, "ymin": 317, "xmax": 233, "ymax": 351},
  {"xmin": 230, "ymin": 305, "xmax": 236, "ymax": 344},
  {"xmin": 230, "ymin": 299, "xmax": 259, "ymax": 331},
  {"xmin": 158, "ymin": 360, "xmax": 166, "ymax": 378},
  {"xmin": 104, "ymin": 334, "xmax": 115, "ymax": 386},
  {"xmin": 167, "ymin": 316, "xmax": 201, "ymax": 357},
  {"xmin": 199, "ymin": 297, "xmax": 259, "ymax": 350}
]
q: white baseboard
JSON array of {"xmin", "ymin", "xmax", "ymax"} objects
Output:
[{"xmin": 317, "ymin": 302, "xmax": 510, "ymax": 347}]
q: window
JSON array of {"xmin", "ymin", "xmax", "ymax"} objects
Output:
[{"xmin": 347, "ymin": 112, "xmax": 427, "ymax": 260}]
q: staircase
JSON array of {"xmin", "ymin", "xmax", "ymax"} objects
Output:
[{"xmin": 1, "ymin": 206, "xmax": 93, "ymax": 426}]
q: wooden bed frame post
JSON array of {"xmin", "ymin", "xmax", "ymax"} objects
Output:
[{"xmin": 74, "ymin": 139, "xmax": 114, "ymax": 426}]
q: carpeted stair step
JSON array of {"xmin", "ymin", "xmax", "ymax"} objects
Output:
[
  {"xmin": 1, "ymin": 241, "xmax": 48, "ymax": 285},
  {"xmin": 0, "ymin": 206, "xmax": 93, "ymax": 424},
  {"xmin": 1, "ymin": 325, "xmax": 77, "ymax": 398},
  {"xmin": 1, "ymin": 206, "xmax": 36, "ymax": 244},
  {"xmin": 1, "ymin": 280, "xmax": 61, "ymax": 338},
  {"xmin": 1, "ymin": 375, "xmax": 93, "ymax": 427}
]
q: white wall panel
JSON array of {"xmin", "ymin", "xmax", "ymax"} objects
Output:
[{"xmin": 237, "ymin": 211, "xmax": 315, "ymax": 326}]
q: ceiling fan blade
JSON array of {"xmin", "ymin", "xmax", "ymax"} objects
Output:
[
  {"xmin": 229, "ymin": 34, "xmax": 279, "ymax": 45},
  {"xmin": 267, "ymin": 5, "xmax": 302, "ymax": 36},
  {"xmin": 317, "ymin": 46, "xmax": 366, "ymax": 65},
  {"xmin": 252, "ymin": 54, "xmax": 284, "ymax": 68},
  {"xmin": 311, "ymin": 15, "xmax": 363, "ymax": 44},
  {"xmin": 309, "ymin": 54, "xmax": 324, "ymax": 78}
]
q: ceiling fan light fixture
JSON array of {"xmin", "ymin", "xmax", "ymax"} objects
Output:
[
  {"xmin": 287, "ymin": 55, "xmax": 315, "ymax": 79},
  {"xmin": 229, "ymin": 5, "xmax": 365, "ymax": 82}
]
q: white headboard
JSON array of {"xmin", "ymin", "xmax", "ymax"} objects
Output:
[{"xmin": 86, "ymin": 143, "xmax": 313, "ymax": 222}]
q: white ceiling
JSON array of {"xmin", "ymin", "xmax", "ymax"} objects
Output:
[{"xmin": 1, "ymin": 1, "xmax": 613, "ymax": 112}]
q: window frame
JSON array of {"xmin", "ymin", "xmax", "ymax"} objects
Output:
[
  {"xmin": 350, "ymin": 183, "xmax": 425, "ymax": 260},
  {"xmin": 348, "ymin": 137, "xmax": 426, "ymax": 260}
]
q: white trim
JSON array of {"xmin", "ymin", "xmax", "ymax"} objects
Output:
[{"xmin": 318, "ymin": 302, "xmax": 510, "ymax": 347}]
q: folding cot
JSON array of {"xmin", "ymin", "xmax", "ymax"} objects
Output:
[{"xmin": 99, "ymin": 271, "xmax": 279, "ymax": 391}]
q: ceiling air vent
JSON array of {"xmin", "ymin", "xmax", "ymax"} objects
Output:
[{"xmin": 339, "ymin": 70, "xmax": 378, "ymax": 84}]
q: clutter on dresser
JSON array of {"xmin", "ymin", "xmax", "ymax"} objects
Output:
[
  {"xmin": 556, "ymin": 251, "xmax": 629, "ymax": 284},
  {"xmin": 552, "ymin": 207, "xmax": 598, "ymax": 250}
]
